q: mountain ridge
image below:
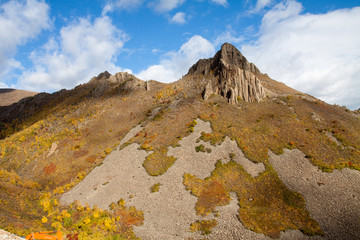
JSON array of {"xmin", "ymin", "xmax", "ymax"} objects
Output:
[{"xmin": 0, "ymin": 43, "xmax": 325, "ymax": 132}]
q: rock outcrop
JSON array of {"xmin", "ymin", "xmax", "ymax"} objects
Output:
[
  {"xmin": 89, "ymin": 71, "xmax": 144, "ymax": 97},
  {"xmin": 187, "ymin": 43, "xmax": 266, "ymax": 103}
]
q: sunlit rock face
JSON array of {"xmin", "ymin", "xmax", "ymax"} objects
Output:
[{"xmin": 188, "ymin": 43, "xmax": 266, "ymax": 103}]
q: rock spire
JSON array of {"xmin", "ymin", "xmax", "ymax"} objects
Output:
[{"xmin": 187, "ymin": 43, "xmax": 266, "ymax": 103}]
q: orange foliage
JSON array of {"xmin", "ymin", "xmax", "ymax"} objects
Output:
[
  {"xmin": 196, "ymin": 181, "xmax": 230, "ymax": 216},
  {"xmin": 43, "ymin": 163, "xmax": 57, "ymax": 175}
]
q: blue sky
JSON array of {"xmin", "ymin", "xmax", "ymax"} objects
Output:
[{"xmin": 0, "ymin": 0, "xmax": 359, "ymax": 109}]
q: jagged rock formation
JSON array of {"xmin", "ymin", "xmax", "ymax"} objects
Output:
[
  {"xmin": 89, "ymin": 71, "xmax": 144, "ymax": 97},
  {"xmin": 188, "ymin": 43, "xmax": 266, "ymax": 103}
]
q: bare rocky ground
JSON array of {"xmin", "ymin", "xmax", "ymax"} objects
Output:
[
  {"xmin": 0, "ymin": 229, "xmax": 24, "ymax": 240},
  {"xmin": 61, "ymin": 119, "xmax": 360, "ymax": 239}
]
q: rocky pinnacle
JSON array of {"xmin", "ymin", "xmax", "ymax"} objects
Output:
[{"xmin": 188, "ymin": 43, "xmax": 266, "ymax": 103}]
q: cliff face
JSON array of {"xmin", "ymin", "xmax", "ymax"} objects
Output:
[{"xmin": 187, "ymin": 43, "xmax": 266, "ymax": 103}]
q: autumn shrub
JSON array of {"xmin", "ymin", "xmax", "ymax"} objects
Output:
[
  {"xmin": 195, "ymin": 144, "xmax": 205, "ymax": 152},
  {"xmin": 186, "ymin": 119, "xmax": 197, "ymax": 133},
  {"xmin": 37, "ymin": 195, "xmax": 143, "ymax": 240},
  {"xmin": 44, "ymin": 163, "xmax": 57, "ymax": 175}
]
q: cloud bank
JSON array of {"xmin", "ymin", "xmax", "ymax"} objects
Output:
[
  {"xmin": 0, "ymin": 0, "xmax": 51, "ymax": 86},
  {"xmin": 242, "ymin": 0, "xmax": 360, "ymax": 109},
  {"xmin": 18, "ymin": 16, "xmax": 129, "ymax": 92},
  {"xmin": 137, "ymin": 35, "xmax": 215, "ymax": 82}
]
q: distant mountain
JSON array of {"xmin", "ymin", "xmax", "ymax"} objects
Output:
[
  {"xmin": 0, "ymin": 43, "xmax": 359, "ymax": 239},
  {"xmin": 0, "ymin": 89, "xmax": 37, "ymax": 107}
]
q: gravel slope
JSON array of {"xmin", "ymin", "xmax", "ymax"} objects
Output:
[
  {"xmin": 269, "ymin": 149, "xmax": 360, "ymax": 240},
  {"xmin": 60, "ymin": 120, "xmax": 360, "ymax": 239}
]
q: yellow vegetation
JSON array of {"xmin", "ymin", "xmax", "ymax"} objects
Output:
[
  {"xmin": 41, "ymin": 216, "xmax": 48, "ymax": 224},
  {"xmin": 150, "ymin": 183, "xmax": 161, "ymax": 193},
  {"xmin": 143, "ymin": 147, "xmax": 176, "ymax": 176},
  {"xmin": 190, "ymin": 219, "xmax": 217, "ymax": 235}
]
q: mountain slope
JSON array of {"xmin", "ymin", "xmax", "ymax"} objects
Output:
[
  {"xmin": 0, "ymin": 89, "xmax": 38, "ymax": 107},
  {"xmin": 0, "ymin": 43, "xmax": 359, "ymax": 239}
]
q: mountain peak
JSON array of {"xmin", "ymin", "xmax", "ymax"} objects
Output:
[
  {"xmin": 217, "ymin": 42, "xmax": 246, "ymax": 67},
  {"xmin": 187, "ymin": 43, "xmax": 266, "ymax": 103},
  {"xmin": 216, "ymin": 43, "xmax": 260, "ymax": 74}
]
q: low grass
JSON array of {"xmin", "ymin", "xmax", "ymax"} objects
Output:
[
  {"xmin": 128, "ymin": 99, "xmax": 200, "ymax": 176},
  {"xmin": 198, "ymin": 96, "xmax": 360, "ymax": 170}
]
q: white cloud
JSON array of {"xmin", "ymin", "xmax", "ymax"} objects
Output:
[
  {"xmin": 210, "ymin": 0, "xmax": 228, "ymax": 7},
  {"xmin": 0, "ymin": 0, "xmax": 50, "ymax": 86},
  {"xmin": 214, "ymin": 28, "xmax": 244, "ymax": 46},
  {"xmin": 18, "ymin": 16, "xmax": 129, "ymax": 92},
  {"xmin": 150, "ymin": 0, "xmax": 185, "ymax": 13},
  {"xmin": 103, "ymin": 0, "xmax": 185, "ymax": 15},
  {"xmin": 242, "ymin": 0, "xmax": 360, "ymax": 109},
  {"xmin": 0, "ymin": 82, "xmax": 9, "ymax": 88},
  {"xmin": 250, "ymin": 0, "xmax": 272, "ymax": 13},
  {"xmin": 170, "ymin": 12, "xmax": 186, "ymax": 24},
  {"xmin": 137, "ymin": 35, "xmax": 215, "ymax": 82},
  {"xmin": 102, "ymin": 0, "xmax": 145, "ymax": 14}
]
